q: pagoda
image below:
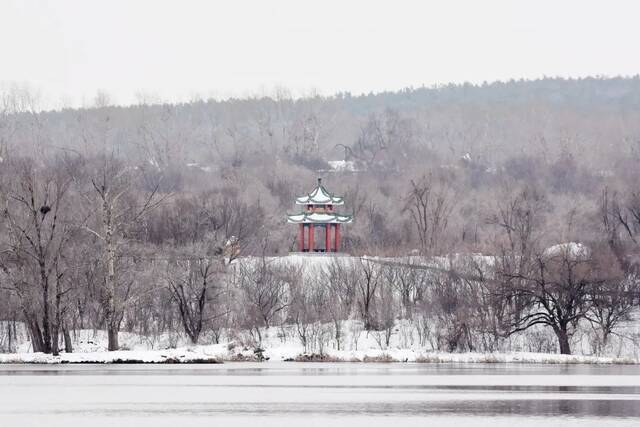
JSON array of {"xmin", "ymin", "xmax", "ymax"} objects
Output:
[{"xmin": 287, "ymin": 178, "xmax": 353, "ymax": 253}]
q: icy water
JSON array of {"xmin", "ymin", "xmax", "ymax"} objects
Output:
[{"xmin": 0, "ymin": 363, "xmax": 639, "ymax": 427}]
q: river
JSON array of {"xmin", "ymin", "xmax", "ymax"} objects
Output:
[{"xmin": 1, "ymin": 362, "xmax": 639, "ymax": 426}]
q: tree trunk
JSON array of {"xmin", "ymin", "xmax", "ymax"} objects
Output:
[
  {"xmin": 52, "ymin": 290, "xmax": 62, "ymax": 356},
  {"xmin": 556, "ymin": 328, "xmax": 572, "ymax": 355},
  {"xmin": 6, "ymin": 321, "xmax": 13, "ymax": 353},
  {"xmin": 362, "ymin": 297, "xmax": 372, "ymax": 330},
  {"xmin": 27, "ymin": 319, "xmax": 45, "ymax": 353},
  {"xmin": 51, "ymin": 324, "xmax": 59, "ymax": 356},
  {"xmin": 176, "ymin": 301, "xmax": 200, "ymax": 344},
  {"xmin": 334, "ymin": 319, "xmax": 342, "ymax": 351},
  {"xmin": 103, "ymin": 201, "xmax": 120, "ymax": 352},
  {"xmin": 600, "ymin": 328, "xmax": 611, "ymax": 351},
  {"xmin": 108, "ymin": 325, "xmax": 119, "ymax": 351},
  {"xmin": 187, "ymin": 329, "xmax": 199, "ymax": 344},
  {"xmin": 41, "ymin": 276, "xmax": 52, "ymax": 354},
  {"xmin": 63, "ymin": 324, "xmax": 73, "ymax": 353}
]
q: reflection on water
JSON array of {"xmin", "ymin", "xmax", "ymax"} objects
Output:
[
  {"xmin": 13, "ymin": 399, "xmax": 640, "ymax": 417},
  {"xmin": 0, "ymin": 362, "xmax": 639, "ymax": 427}
]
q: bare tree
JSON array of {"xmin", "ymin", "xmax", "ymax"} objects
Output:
[
  {"xmin": 356, "ymin": 259, "xmax": 380, "ymax": 330},
  {"xmin": 320, "ymin": 259, "xmax": 357, "ymax": 350},
  {"xmin": 0, "ymin": 159, "xmax": 75, "ymax": 354},
  {"xmin": 372, "ymin": 270, "xmax": 397, "ymax": 348},
  {"xmin": 425, "ymin": 269, "xmax": 478, "ymax": 352},
  {"xmin": 585, "ymin": 259, "xmax": 637, "ymax": 352},
  {"xmin": 404, "ymin": 173, "xmax": 455, "ymax": 255},
  {"xmin": 488, "ymin": 186, "xmax": 549, "ymax": 264},
  {"xmin": 499, "ymin": 245, "xmax": 620, "ymax": 355},
  {"xmin": 76, "ymin": 154, "xmax": 167, "ymax": 350},
  {"xmin": 601, "ymin": 187, "xmax": 640, "ymax": 266},
  {"xmin": 166, "ymin": 252, "xmax": 226, "ymax": 344},
  {"xmin": 385, "ymin": 258, "xmax": 428, "ymax": 319},
  {"xmin": 235, "ymin": 259, "xmax": 293, "ymax": 343},
  {"xmin": 289, "ymin": 276, "xmax": 330, "ymax": 353}
]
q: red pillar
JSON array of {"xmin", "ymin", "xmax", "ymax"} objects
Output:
[
  {"xmin": 298, "ymin": 224, "xmax": 305, "ymax": 252},
  {"xmin": 325, "ymin": 224, "xmax": 331, "ymax": 253},
  {"xmin": 334, "ymin": 224, "xmax": 340, "ymax": 252},
  {"xmin": 308, "ymin": 224, "xmax": 315, "ymax": 252},
  {"xmin": 330, "ymin": 224, "xmax": 335, "ymax": 252}
]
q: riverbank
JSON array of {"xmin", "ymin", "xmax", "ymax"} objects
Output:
[
  {"xmin": 3, "ymin": 320, "xmax": 639, "ymax": 365},
  {"xmin": 1, "ymin": 345, "xmax": 637, "ymax": 364}
]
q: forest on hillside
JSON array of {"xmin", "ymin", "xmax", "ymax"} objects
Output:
[{"xmin": 1, "ymin": 77, "xmax": 640, "ymax": 356}]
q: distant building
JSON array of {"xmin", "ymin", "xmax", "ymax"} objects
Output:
[{"xmin": 287, "ymin": 178, "xmax": 353, "ymax": 253}]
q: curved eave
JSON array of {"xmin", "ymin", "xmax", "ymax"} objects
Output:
[
  {"xmin": 287, "ymin": 213, "xmax": 353, "ymax": 224},
  {"xmin": 295, "ymin": 197, "xmax": 344, "ymax": 205},
  {"xmin": 295, "ymin": 185, "xmax": 345, "ymax": 205}
]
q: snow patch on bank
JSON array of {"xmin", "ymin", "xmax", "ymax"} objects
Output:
[{"xmin": 543, "ymin": 242, "xmax": 590, "ymax": 259}]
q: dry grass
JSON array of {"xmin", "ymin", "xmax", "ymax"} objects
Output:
[
  {"xmin": 293, "ymin": 353, "xmax": 343, "ymax": 362},
  {"xmin": 362, "ymin": 353, "xmax": 396, "ymax": 363},
  {"xmin": 224, "ymin": 352, "xmax": 260, "ymax": 362}
]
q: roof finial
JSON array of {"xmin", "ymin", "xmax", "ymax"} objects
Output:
[{"xmin": 317, "ymin": 177, "xmax": 322, "ymax": 186}]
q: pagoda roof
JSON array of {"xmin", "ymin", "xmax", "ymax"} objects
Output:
[
  {"xmin": 295, "ymin": 178, "xmax": 344, "ymax": 205},
  {"xmin": 287, "ymin": 212, "xmax": 353, "ymax": 224}
]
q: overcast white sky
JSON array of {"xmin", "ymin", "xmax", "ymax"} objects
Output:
[{"xmin": 1, "ymin": 0, "xmax": 639, "ymax": 108}]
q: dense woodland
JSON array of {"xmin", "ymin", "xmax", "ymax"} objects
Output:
[{"xmin": 1, "ymin": 77, "xmax": 640, "ymax": 356}]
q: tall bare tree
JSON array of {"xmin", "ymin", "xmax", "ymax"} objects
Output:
[
  {"xmin": 0, "ymin": 159, "xmax": 75, "ymax": 354},
  {"xmin": 499, "ymin": 245, "xmax": 621, "ymax": 355},
  {"xmin": 77, "ymin": 154, "xmax": 166, "ymax": 350}
]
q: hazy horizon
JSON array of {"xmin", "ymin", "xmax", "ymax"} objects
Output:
[{"xmin": 2, "ymin": 0, "xmax": 640, "ymax": 108}]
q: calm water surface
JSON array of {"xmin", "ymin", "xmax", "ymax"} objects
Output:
[{"xmin": 0, "ymin": 362, "xmax": 639, "ymax": 426}]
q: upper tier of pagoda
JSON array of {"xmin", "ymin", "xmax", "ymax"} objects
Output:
[{"xmin": 294, "ymin": 179, "xmax": 345, "ymax": 205}]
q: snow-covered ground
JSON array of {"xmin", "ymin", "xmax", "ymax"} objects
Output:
[{"xmin": 1, "ymin": 323, "xmax": 637, "ymax": 364}]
